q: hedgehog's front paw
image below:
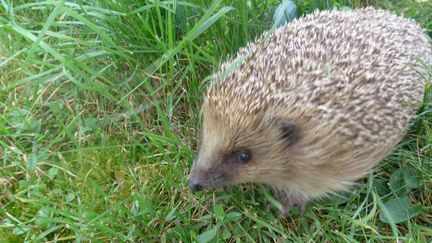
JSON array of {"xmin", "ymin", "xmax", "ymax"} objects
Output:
[
  {"xmin": 286, "ymin": 193, "xmax": 308, "ymax": 215},
  {"xmin": 265, "ymin": 201, "xmax": 289, "ymax": 215},
  {"xmin": 277, "ymin": 205, "xmax": 291, "ymax": 219},
  {"xmin": 271, "ymin": 190, "xmax": 308, "ymax": 218},
  {"xmin": 265, "ymin": 200, "xmax": 290, "ymax": 219}
]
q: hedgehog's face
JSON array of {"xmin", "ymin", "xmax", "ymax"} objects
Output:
[{"xmin": 188, "ymin": 106, "xmax": 300, "ymax": 192}]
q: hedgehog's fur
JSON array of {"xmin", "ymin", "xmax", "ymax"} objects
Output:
[{"xmin": 188, "ymin": 7, "xmax": 432, "ymax": 215}]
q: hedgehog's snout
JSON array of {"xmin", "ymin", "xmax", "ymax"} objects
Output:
[
  {"xmin": 188, "ymin": 158, "xmax": 208, "ymax": 192},
  {"xmin": 188, "ymin": 167, "xmax": 212, "ymax": 192},
  {"xmin": 188, "ymin": 154, "xmax": 231, "ymax": 192},
  {"xmin": 188, "ymin": 176, "xmax": 204, "ymax": 192}
]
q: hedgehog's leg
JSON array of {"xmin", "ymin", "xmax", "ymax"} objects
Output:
[
  {"xmin": 269, "ymin": 188, "xmax": 308, "ymax": 218},
  {"xmin": 283, "ymin": 192, "xmax": 308, "ymax": 215}
]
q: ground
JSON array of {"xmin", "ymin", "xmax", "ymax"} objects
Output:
[{"xmin": 0, "ymin": 0, "xmax": 431, "ymax": 242}]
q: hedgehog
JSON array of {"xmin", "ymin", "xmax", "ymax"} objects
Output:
[{"xmin": 188, "ymin": 7, "xmax": 432, "ymax": 216}]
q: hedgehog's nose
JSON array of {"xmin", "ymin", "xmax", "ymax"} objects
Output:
[{"xmin": 188, "ymin": 178, "xmax": 203, "ymax": 192}]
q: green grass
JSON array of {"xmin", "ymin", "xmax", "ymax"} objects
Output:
[{"xmin": 1, "ymin": 0, "xmax": 431, "ymax": 241}]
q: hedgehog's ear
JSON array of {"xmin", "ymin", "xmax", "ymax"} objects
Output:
[{"xmin": 277, "ymin": 120, "xmax": 300, "ymax": 147}]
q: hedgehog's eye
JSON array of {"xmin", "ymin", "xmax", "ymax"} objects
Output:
[{"xmin": 235, "ymin": 150, "xmax": 252, "ymax": 163}]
